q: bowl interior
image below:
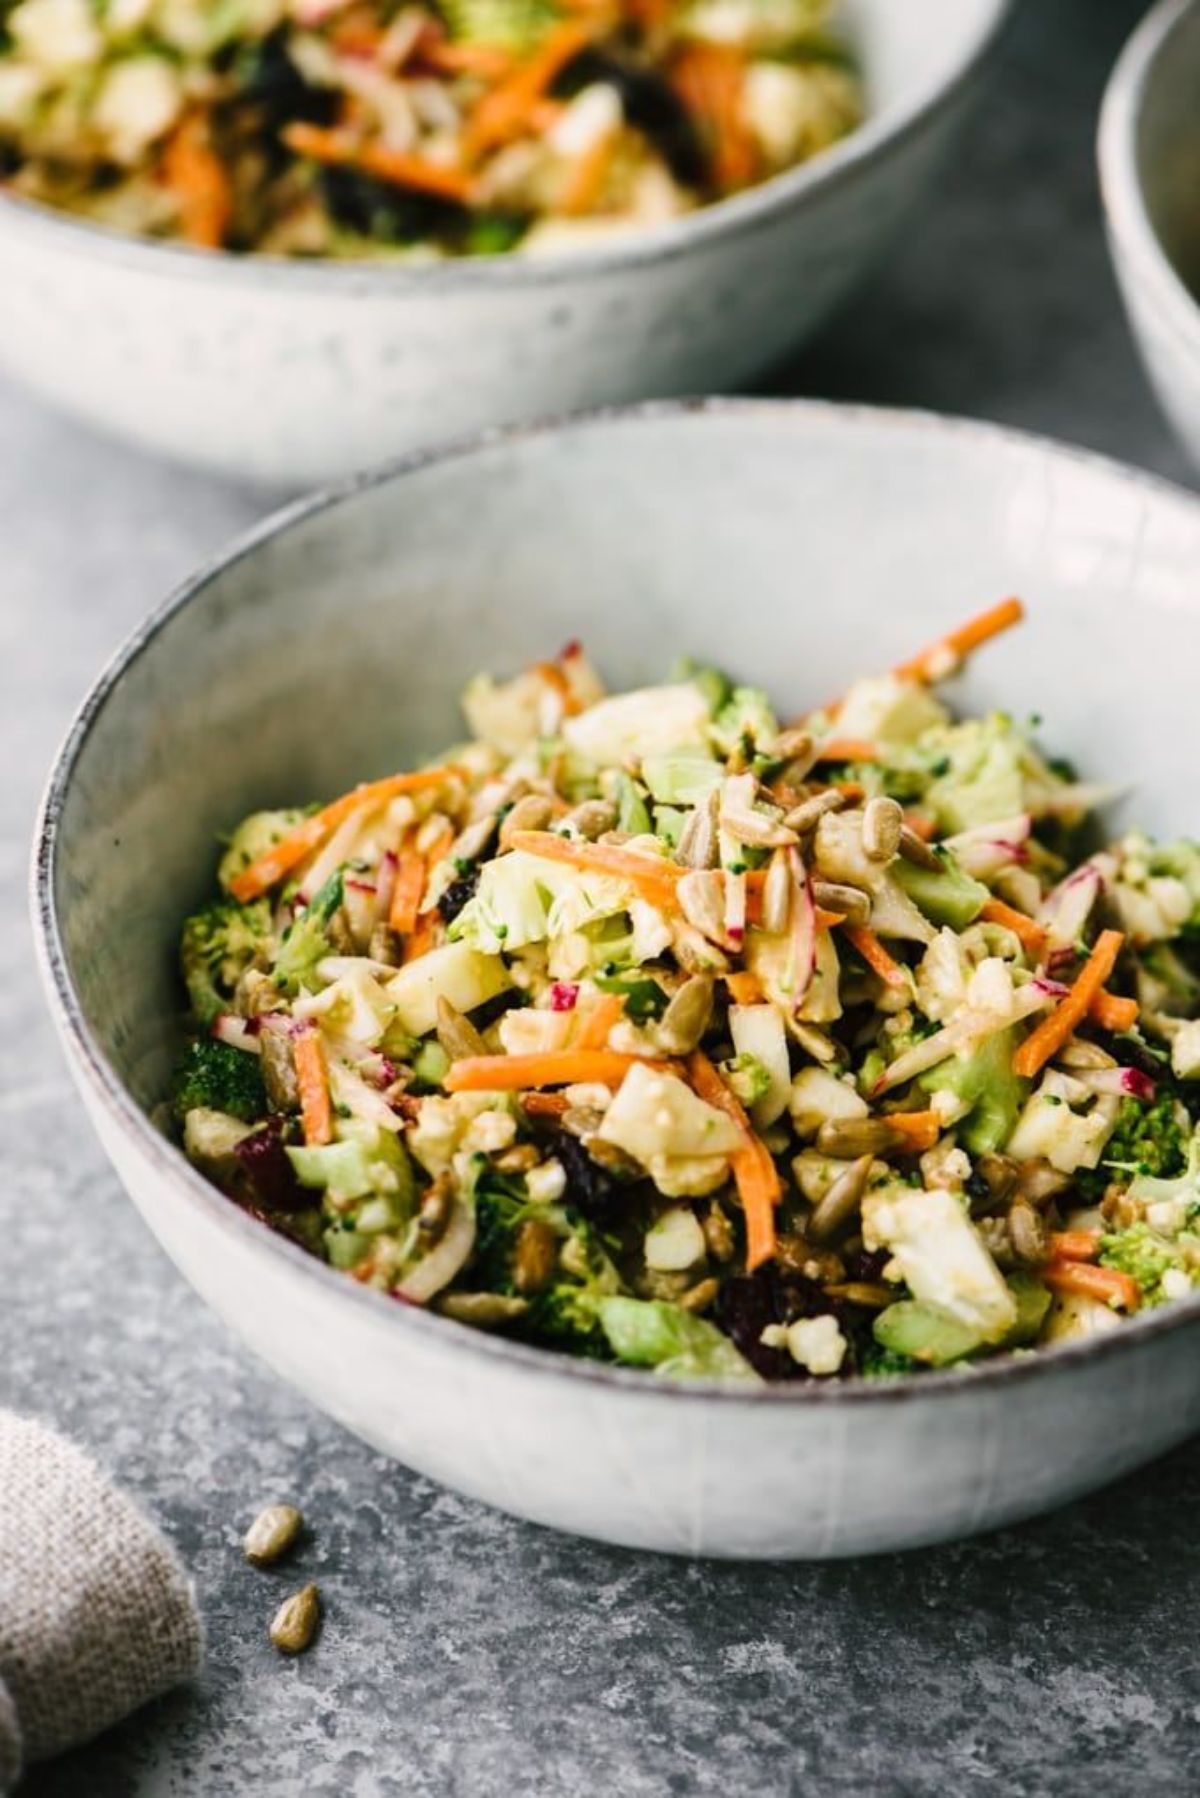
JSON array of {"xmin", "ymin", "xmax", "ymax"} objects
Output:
[
  {"xmin": 46, "ymin": 403, "xmax": 1200, "ymax": 1125},
  {"xmin": 1132, "ymin": 0, "xmax": 1200, "ymax": 302}
]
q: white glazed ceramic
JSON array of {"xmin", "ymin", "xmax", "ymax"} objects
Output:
[
  {"xmin": 33, "ymin": 400, "xmax": 1200, "ymax": 1559},
  {"xmin": 0, "ymin": 0, "xmax": 1008, "ymax": 487},
  {"xmin": 1099, "ymin": 0, "xmax": 1200, "ymax": 471}
]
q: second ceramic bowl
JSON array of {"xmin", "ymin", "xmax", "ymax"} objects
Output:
[{"xmin": 0, "ymin": 0, "xmax": 1008, "ymax": 486}]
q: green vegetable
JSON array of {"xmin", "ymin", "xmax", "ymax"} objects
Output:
[
  {"xmin": 218, "ymin": 809, "xmax": 311, "ymax": 895},
  {"xmin": 872, "ymin": 1299, "xmax": 983, "ymax": 1366},
  {"xmin": 172, "ymin": 1038, "xmax": 266, "ymax": 1124},
  {"xmin": 709, "ymin": 686, "xmax": 779, "ymax": 758},
  {"xmin": 893, "ymin": 850, "xmax": 989, "ymax": 930},
  {"xmin": 860, "ymin": 1341, "xmax": 920, "ymax": 1379},
  {"xmin": 723, "ymin": 1051, "xmax": 772, "ymax": 1108},
  {"xmin": 921, "ymin": 1028, "xmax": 1027, "ymax": 1154},
  {"xmin": 921, "ymin": 715, "xmax": 1026, "ymax": 831},
  {"xmin": 594, "ymin": 970, "xmax": 668, "ymax": 1022},
  {"xmin": 653, "ymin": 806, "xmax": 687, "ymax": 849},
  {"xmin": 462, "ymin": 213, "xmax": 528, "ymax": 255},
  {"xmin": 440, "ymin": 0, "xmax": 555, "ymax": 48},
  {"xmin": 1077, "ymin": 1092, "xmax": 1191, "ymax": 1200},
  {"xmin": 1004, "ymin": 1271, "xmax": 1052, "ymax": 1344},
  {"xmin": 641, "ymin": 748, "xmax": 724, "ymax": 807},
  {"xmin": 672, "ymin": 657, "xmax": 731, "ymax": 717},
  {"xmin": 596, "ymin": 1297, "xmax": 759, "ymax": 1379},
  {"xmin": 608, "ymin": 770, "xmax": 651, "ymax": 837},
  {"xmin": 411, "ymin": 1040, "xmax": 451, "ymax": 1090},
  {"xmin": 273, "ymin": 871, "xmax": 345, "ymax": 996},
  {"xmin": 180, "ymin": 898, "xmax": 272, "ymax": 1025},
  {"xmin": 1099, "ymin": 1222, "xmax": 1199, "ymax": 1306}
]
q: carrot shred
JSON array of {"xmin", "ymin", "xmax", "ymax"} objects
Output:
[
  {"xmin": 1049, "ymin": 1229, "xmax": 1101, "ymax": 1263},
  {"xmin": 814, "ymin": 738, "xmax": 880, "ymax": 764},
  {"xmin": 1012, "ymin": 929, "xmax": 1125, "ymax": 1079},
  {"xmin": 686, "ymin": 1050, "xmax": 780, "ymax": 1271},
  {"xmin": 506, "ymin": 830, "xmax": 682, "ymax": 911},
  {"xmin": 1042, "ymin": 1258, "xmax": 1140, "ymax": 1313},
  {"xmin": 575, "ymin": 993, "xmax": 626, "ymax": 1052},
  {"xmin": 893, "ymin": 598, "xmax": 1026, "ymax": 686},
  {"xmin": 401, "ymin": 914, "xmax": 438, "ymax": 964},
  {"xmin": 843, "ymin": 924, "xmax": 909, "ymax": 990},
  {"xmin": 903, "ymin": 812, "xmax": 938, "ymax": 841},
  {"xmin": 558, "ymin": 126, "xmax": 616, "ymax": 215},
  {"xmin": 979, "ymin": 897, "xmax": 1049, "ymax": 958},
  {"xmin": 531, "ymin": 660, "xmax": 584, "ymax": 716},
  {"xmin": 464, "ymin": 20, "xmax": 592, "ymax": 155},
  {"xmin": 830, "ymin": 780, "xmax": 867, "ymax": 801},
  {"xmin": 282, "ymin": 122, "xmax": 476, "ymax": 203},
  {"xmin": 882, "ymin": 1110, "xmax": 942, "ymax": 1153},
  {"xmin": 388, "ymin": 848, "xmax": 427, "ymax": 936},
  {"xmin": 671, "ymin": 42, "xmax": 756, "ymax": 191},
  {"xmin": 228, "ymin": 764, "xmax": 462, "ymax": 902},
  {"xmin": 444, "ymin": 1050, "xmax": 666, "ymax": 1092},
  {"xmin": 1089, "ymin": 990, "xmax": 1139, "ymax": 1033},
  {"xmin": 724, "ymin": 970, "xmax": 764, "ymax": 1004},
  {"xmin": 417, "ymin": 36, "xmax": 515, "ymax": 78},
  {"xmin": 161, "ymin": 113, "xmax": 232, "ymax": 249},
  {"xmin": 295, "ymin": 1030, "xmax": 333, "ymax": 1146}
]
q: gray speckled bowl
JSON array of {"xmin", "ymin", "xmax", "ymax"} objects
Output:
[
  {"xmin": 1099, "ymin": 0, "xmax": 1200, "ymax": 471},
  {"xmin": 0, "ymin": 0, "xmax": 1008, "ymax": 487},
  {"xmin": 32, "ymin": 400, "xmax": 1200, "ymax": 1558}
]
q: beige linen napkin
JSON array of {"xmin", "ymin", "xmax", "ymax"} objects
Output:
[{"xmin": 0, "ymin": 1412, "xmax": 203, "ymax": 1792}]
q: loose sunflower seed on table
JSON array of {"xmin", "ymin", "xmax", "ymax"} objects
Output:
[
  {"xmin": 269, "ymin": 1583, "xmax": 321, "ymax": 1655},
  {"xmin": 243, "ymin": 1503, "xmax": 304, "ymax": 1567}
]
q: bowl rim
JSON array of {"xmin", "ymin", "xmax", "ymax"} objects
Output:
[
  {"xmin": 0, "ymin": 0, "xmax": 1012, "ymax": 293},
  {"xmin": 1097, "ymin": 0, "xmax": 1200, "ymax": 356},
  {"xmin": 31, "ymin": 394, "xmax": 1200, "ymax": 1408}
]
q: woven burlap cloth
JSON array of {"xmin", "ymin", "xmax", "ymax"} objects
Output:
[{"xmin": 0, "ymin": 1412, "xmax": 203, "ymax": 1792}]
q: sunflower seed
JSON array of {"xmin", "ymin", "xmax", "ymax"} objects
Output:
[
  {"xmin": 679, "ymin": 1276, "xmax": 721, "ymax": 1314},
  {"xmin": 773, "ymin": 729, "xmax": 819, "ymax": 783},
  {"xmin": 438, "ymin": 1292, "xmax": 530, "ymax": 1326},
  {"xmin": 719, "ymin": 806, "xmax": 798, "ymax": 850},
  {"xmin": 436, "ymin": 995, "xmax": 487, "ymax": 1063},
  {"xmin": 824, "ymin": 1281, "xmax": 895, "ymax": 1309},
  {"xmin": 783, "ymin": 790, "xmax": 847, "ymax": 834},
  {"xmin": 244, "ymin": 1504, "xmax": 304, "ymax": 1567},
  {"xmin": 564, "ymin": 799, "xmax": 617, "ymax": 841},
  {"xmin": 702, "ymin": 1204, "xmax": 735, "ymax": 1263},
  {"xmin": 269, "ymin": 1584, "xmax": 321, "ymax": 1656},
  {"xmin": 678, "ymin": 870, "xmax": 727, "ymax": 942},
  {"xmin": 655, "ymin": 976, "xmax": 714, "ymax": 1055},
  {"xmin": 499, "ymin": 793, "xmax": 555, "ymax": 848},
  {"xmin": 514, "ymin": 1219, "xmax": 559, "ymax": 1294},
  {"xmin": 761, "ymin": 847, "xmax": 793, "ymax": 935},
  {"xmin": 418, "ymin": 1172, "xmax": 455, "ymax": 1241},
  {"xmin": 899, "ymin": 825, "xmax": 941, "ymax": 870},
  {"xmin": 807, "ymin": 1153, "xmax": 874, "ymax": 1241},
  {"xmin": 815, "ymin": 1118, "xmax": 903, "ymax": 1157},
  {"xmin": 862, "ymin": 796, "xmax": 903, "ymax": 863},
  {"xmin": 811, "ymin": 880, "xmax": 872, "ymax": 924},
  {"xmin": 1008, "ymin": 1198, "xmax": 1049, "ymax": 1266},
  {"xmin": 676, "ymin": 791, "xmax": 720, "ymax": 870}
]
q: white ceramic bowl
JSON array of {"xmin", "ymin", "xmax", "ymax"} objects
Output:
[
  {"xmin": 1099, "ymin": 0, "xmax": 1200, "ymax": 471},
  {"xmin": 0, "ymin": 0, "xmax": 1008, "ymax": 487},
  {"xmin": 33, "ymin": 400, "xmax": 1200, "ymax": 1559}
]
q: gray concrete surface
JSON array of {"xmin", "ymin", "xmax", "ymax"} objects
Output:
[{"xmin": 3, "ymin": 0, "xmax": 1199, "ymax": 1792}]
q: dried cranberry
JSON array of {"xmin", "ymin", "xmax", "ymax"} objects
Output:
[
  {"xmin": 235, "ymin": 1120, "xmax": 310, "ymax": 1213},
  {"xmin": 437, "ymin": 868, "xmax": 480, "ymax": 923},
  {"xmin": 553, "ymin": 1131, "xmax": 632, "ymax": 1223}
]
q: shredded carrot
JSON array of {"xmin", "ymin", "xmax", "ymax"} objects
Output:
[
  {"xmin": 531, "ymin": 659, "xmax": 584, "ymax": 716},
  {"xmin": 830, "ymin": 780, "xmax": 867, "ymax": 802},
  {"xmin": 979, "ymin": 897, "xmax": 1049, "ymax": 958},
  {"xmin": 893, "ymin": 598, "xmax": 1026, "ymax": 686},
  {"xmin": 228, "ymin": 764, "xmax": 462, "ymax": 902},
  {"xmin": 418, "ymin": 36, "xmax": 514, "ymax": 79},
  {"xmin": 686, "ymin": 1050, "xmax": 779, "ymax": 1271},
  {"xmin": 1012, "ymin": 930, "xmax": 1125, "ymax": 1079},
  {"xmin": 419, "ymin": 818, "xmax": 456, "ymax": 875},
  {"xmin": 814, "ymin": 739, "xmax": 880, "ymax": 764},
  {"xmin": 1089, "ymin": 990, "xmax": 1139, "ymax": 1033},
  {"xmin": 575, "ymin": 993, "xmax": 626, "ymax": 1052},
  {"xmin": 671, "ymin": 41, "xmax": 756, "ymax": 191},
  {"xmin": 388, "ymin": 848, "xmax": 427, "ymax": 936},
  {"xmin": 559, "ymin": 126, "xmax": 617, "ymax": 215},
  {"xmin": 295, "ymin": 1030, "xmax": 333, "ymax": 1146},
  {"xmin": 1042, "ymin": 1258, "xmax": 1140, "ymax": 1313},
  {"xmin": 444, "ymin": 1050, "xmax": 666, "ymax": 1092},
  {"xmin": 724, "ymin": 970, "xmax": 764, "ymax": 1004},
  {"xmin": 506, "ymin": 830, "xmax": 682, "ymax": 912},
  {"xmin": 401, "ymin": 914, "xmax": 438, "ymax": 964},
  {"xmin": 464, "ymin": 20, "xmax": 592, "ymax": 156},
  {"xmin": 904, "ymin": 812, "xmax": 938, "ymax": 841},
  {"xmin": 1049, "ymin": 1230, "xmax": 1101, "ymax": 1263},
  {"xmin": 843, "ymin": 924, "xmax": 909, "ymax": 990},
  {"xmin": 161, "ymin": 113, "xmax": 232, "ymax": 250},
  {"xmin": 282, "ymin": 122, "xmax": 476, "ymax": 203},
  {"xmin": 882, "ymin": 1111, "xmax": 942, "ymax": 1153}
]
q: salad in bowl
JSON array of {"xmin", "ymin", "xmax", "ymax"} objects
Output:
[{"xmin": 173, "ymin": 599, "xmax": 1200, "ymax": 1382}]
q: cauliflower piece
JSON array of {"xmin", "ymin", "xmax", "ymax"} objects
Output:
[
  {"xmin": 644, "ymin": 1206, "xmax": 707, "ymax": 1271},
  {"xmin": 645, "ymin": 1154, "xmax": 731, "ymax": 1199},
  {"xmin": 563, "ymin": 684, "xmax": 711, "ymax": 767},
  {"xmin": 92, "ymin": 56, "xmax": 183, "ymax": 165},
  {"xmin": 788, "ymin": 1066, "xmax": 868, "ymax": 1137},
  {"xmin": 294, "ymin": 962, "xmax": 396, "ymax": 1045},
  {"xmin": 408, "ymin": 1093, "xmax": 506, "ymax": 1176},
  {"xmin": 597, "ymin": 1063, "xmax": 742, "ymax": 1163},
  {"xmin": 823, "ymin": 674, "xmax": 948, "ymax": 748},
  {"xmin": 862, "ymin": 1183, "xmax": 1016, "ymax": 1342},
  {"xmin": 1171, "ymin": 1021, "xmax": 1200, "ymax": 1082},
  {"xmin": 9, "ymin": 0, "xmax": 101, "ymax": 69},
  {"xmin": 1007, "ymin": 1075, "xmax": 1119, "ymax": 1175}
]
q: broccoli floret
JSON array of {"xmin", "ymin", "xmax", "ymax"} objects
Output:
[
  {"xmin": 594, "ymin": 971, "xmax": 668, "ymax": 1023},
  {"xmin": 217, "ymin": 808, "xmax": 311, "ymax": 895},
  {"xmin": 723, "ymin": 1051, "xmax": 773, "ymax": 1109},
  {"xmin": 671, "ymin": 656, "xmax": 732, "ymax": 717},
  {"xmin": 180, "ymin": 898, "xmax": 272, "ymax": 1024},
  {"xmin": 1086, "ymin": 1092, "xmax": 1191, "ymax": 1194},
  {"xmin": 173, "ymin": 1038, "xmax": 266, "ymax": 1124},
  {"xmin": 859, "ymin": 1342, "xmax": 920, "ymax": 1379},
  {"xmin": 709, "ymin": 686, "xmax": 779, "ymax": 758},
  {"xmin": 1099, "ymin": 1222, "xmax": 1199, "ymax": 1306},
  {"xmin": 272, "ymin": 870, "xmax": 345, "ymax": 995},
  {"xmin": 892, "ymin": 849, "xmax": 989, "ymax": 931}
]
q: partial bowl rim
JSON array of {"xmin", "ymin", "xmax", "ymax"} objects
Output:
[
  {"xmin": 31, "ymin": 395, "xmax": 1200, "ymax": 1407},
  {"xmin": 1098, "ymin": 0, "xmax": 1200, "ymax": 356},
  {"xmin": 0, "ymin": 0, "xmax": 1012, "ymax": 292}
]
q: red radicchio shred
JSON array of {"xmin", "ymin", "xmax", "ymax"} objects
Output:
[{"xmin": 550, "ymin": 982, "xmax": 580, "ymax": 1011}]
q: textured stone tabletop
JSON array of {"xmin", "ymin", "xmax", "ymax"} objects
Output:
[{"xmin": 3, "ymin": 1, "xmax": 1199, "ymax": 1793}]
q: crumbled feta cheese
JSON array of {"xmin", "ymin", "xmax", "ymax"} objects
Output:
[
  {"xmin": 526, "ymin": 1158, "xmax": 567, "ymax": 1204},
  {"xmin": 92, "ymin": 56, "xmax": 183, "ymax": 165},
  {"xmin": 863, "ymin": 1183, "xmax": 1016, "ymax": 1342},
  {"xmin": 784, "ymin": 1315, "xmax": 847, "ymax": 1376},
  {"xmin": 462, "ymin": 1109, "xmax": 517, "ymax": 1155},
  {"xmin": 547, "ymin": 82, "xmax": 622, "ymax": 159},
  {"xmin": 644, "ymin": 1206, "xmax": 706, "ymax": 1272},
  {"xmin": 1162, "ymin": 1267, "xmax": 1192, "ymax": 1303},
  {"xmin": 10, "ymin": 0, "xmax": 101, "ymax": 69}
]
